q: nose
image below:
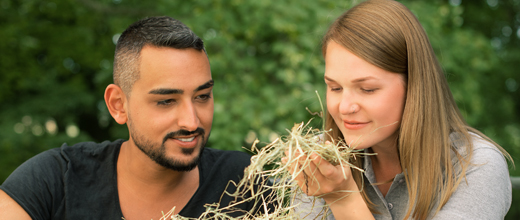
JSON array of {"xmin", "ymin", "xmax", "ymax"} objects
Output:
[
  {"xmin": 339, "ymin": 92, "xmax": 359, "ymax": 115},
  {"xmin": 177, "ymin": 101, "xmax": 200, "ymax": 131}
]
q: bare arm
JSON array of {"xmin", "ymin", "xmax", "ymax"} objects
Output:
[{"xmin": 0, "ymin": 189, "xmax": 32, "ymax": 220}]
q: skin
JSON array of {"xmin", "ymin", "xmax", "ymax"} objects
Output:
[
  {"xmin": 287, "ymin": 41, "xmax": 406, "ymax": 219},
  {"xmin": 0, "ymin": 190, "xmax": 31, "ymax": 220},
  {"xmin": 109, "ymin": 45, "xmax": 214, "ymax": 220},
  {"xmin": 324, "ymin": 40, "xmax": 405, "ymax": 197},
  {"xmin": 0, "ymin": 45, "xmax": 213, "ymax": 220}
]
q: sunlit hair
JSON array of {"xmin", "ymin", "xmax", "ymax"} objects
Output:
[
  {"xmin": 113, "ymin": 16, "xmax": 206, "ymax": 95},
  {"xmin": 322, "ymin": 0, "xmax": 511, "ymax": 219}
]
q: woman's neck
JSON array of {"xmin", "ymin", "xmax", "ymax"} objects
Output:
[{"xmin": 369, "ymin": 144, "xmax": 401, "ymax": 197}]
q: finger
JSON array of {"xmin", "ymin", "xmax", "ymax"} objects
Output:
[
  {"xmin": 285, "ymin": 154, "xmax": 313, "ymax": 188},
  {"xmin": 286, "ymin": 159, "xmax": 298, "ymax": 175},
  {"xmin": 287, "ymin": 148, "xmax": 306, "ymax": 165},
  {"xmin": 290, "ymin": 164, "xmax": 311, "ymax": 193},
  {"xmin": 293, "ymin": 148, "xmax": 304, "ymax": 159},
  {"xmin": 285, "ymin": 155, "xmax": 306, "ymax": 178},
  {"xmin": 309, "ymin": 152, "xmax": 324, "ymax": 166},
  {"xmin": 309, "ymin": 152, "xmax": 337, "ymax": 178},
  {"xmin": 292, "ymin": 167, "xmax": 316, "ymax": 196},
  {"xmin": 283, "ymin": 149, "xmax": 302, "ymax": 171},
  {"xmin": 305, "ymin": 153, "xmax": 323, "ymax": 177},
  {"xmin": 305, "ymin": 152, "xmax": 328, "ymax": 179},
  {"xmin": 301, "ymin": 157, "xmax": 327, "ymax": 196}
]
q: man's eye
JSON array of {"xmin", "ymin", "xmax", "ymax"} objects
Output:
[
  {"xmin": 196, "ymin": 94, "xmax": 211, "ymax": 101},
  {"xmin": 157, "ymin": 99, "xmax": 175, "ymax": 105}
]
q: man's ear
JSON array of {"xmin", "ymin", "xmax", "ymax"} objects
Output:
[{"xmin": 104, "ymin": 84, "xmax": 128, "ymax": 125}]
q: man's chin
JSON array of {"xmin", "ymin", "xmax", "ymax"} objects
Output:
[
  {"xmin": 154, "ymin": 134, "xmax": 206, "ymax": 172},
  {"xmin": 161, "ymin": 146, "xmax": 204, "ymax": 172},
  {"xmin": 156, "ymin": 156, "xmax": 200, "ymax": 172},
  {"xmin": 180, "ymin": 146, "xmax": 196, "ymax": 155}
]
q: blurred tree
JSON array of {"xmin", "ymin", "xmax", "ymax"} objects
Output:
[{"xmin": 0, "ymin": 0, "xmax": 518, "ymax": 218}]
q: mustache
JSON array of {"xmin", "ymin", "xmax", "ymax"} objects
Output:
[{"xmin": 163, "ymin": 127, "xmax": 205, "ymax": 143}]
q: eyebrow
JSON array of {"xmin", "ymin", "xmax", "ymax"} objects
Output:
[
  {"xmin": 324, "ymin": 76, "xmax": 376, "ymax": 83},
  {"xmin": 148, "ymin": 79, "xmax": 214, "ymax": 95},
  {"xmin": 324, "ymin": 76, "xmax": 335, "ymax": 82},
  {"xmin": 351, "ymin": 76, "xmax": 376, "ymax": 83},
  {"xmin": 195, "ymin": 80, "xmax": 214, "ymax": 92}
]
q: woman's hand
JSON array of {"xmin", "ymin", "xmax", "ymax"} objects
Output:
[
  {"xmin": 282, "ymin": 149, "xmax": 358, "ymax": 204},
  {"xmin": 282, "ymin": 142, "xmax": 374, "ymax": 219}
]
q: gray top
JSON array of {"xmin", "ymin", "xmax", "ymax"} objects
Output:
[{"xmin": 293, "ymin": 134, "xmax": 512, "ymax": 219}]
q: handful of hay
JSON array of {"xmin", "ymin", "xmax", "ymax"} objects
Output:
[{"xmin": 163, "ymin": 118, "xmax": 371, "ymax": 220}]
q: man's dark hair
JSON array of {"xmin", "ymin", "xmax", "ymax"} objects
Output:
[{"xmin": 113, "ymin": 16, "xmax": 205, "ymax": 94}]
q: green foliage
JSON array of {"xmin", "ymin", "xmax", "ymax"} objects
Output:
[{"xmin": 1, "ymin": 0, "xmax": 519, "ymax": 218}]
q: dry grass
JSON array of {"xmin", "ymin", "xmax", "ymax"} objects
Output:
[
  {"xmin": 156, "ymin": 91, "xmax": 377, "ymax": 219},
  {"xmin": 162, "ymin": 116, "xmax": 371, "ymax": 219}
]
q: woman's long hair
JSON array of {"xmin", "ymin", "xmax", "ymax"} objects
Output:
[{"xmin": 322, "ymin": 0, "xmax": 511, "ymax": 219}]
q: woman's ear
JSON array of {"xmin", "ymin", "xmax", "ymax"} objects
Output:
[{"xmin": 104, "ymin": 84, "xmax": 128, "ymax": 125}]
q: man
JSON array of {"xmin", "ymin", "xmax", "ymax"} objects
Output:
[{"xmin": 0, "ymin": 16, "xmax": 262, "ymax": 219}]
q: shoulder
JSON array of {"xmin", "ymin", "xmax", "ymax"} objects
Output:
[
  {"xmin": 58, "ymin": 139, "xmax": 124, "ymax": 164},
  {"xmin": 463, "ymin": 134, "xmax": 510, "ymax": 186},
  {"xmin": 439, "ymin": 133, "xmax": 511, "ymax": 218},
  {"xmin": 467, "ymin": 133, "xmax": 508, "ymax": 169},
  {"xmin": 1, "ymin": 140, "xmax": 124, "ymax": 219},
  {"xmin": 450, "ymin": 132, "xmax": 510, "ymax": 181},
  {"xmin": 451, "ymin": 132, "xmax": 507, "ymax": 167},
  {"xmin": 465, "ymin": 135, "xmax": 510, "ymax": 188},
  {"xmin": 0, "ymin": 139, "xmax": 124, "ymax": 219},
  {"xmin": 24, "ymin": 139, "xmax": 124, "ymax": 171},
  {"xmin": 1, "ymin": 139, "xmax": 124, "ymax": 184},
  {"xmin": 56, "ymin": 140, "xmax": 123, "ymax": 187},
  {"xmin": 60, "ymin": 139, "xmax": 124, "ymax": 156}
]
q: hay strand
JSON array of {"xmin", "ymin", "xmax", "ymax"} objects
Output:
[{"xmin": 165, "ymin": 117, "xmax": 372, "ymax": 219}]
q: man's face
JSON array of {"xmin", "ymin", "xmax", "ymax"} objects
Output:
[{"xmin": 126, "ymin": 45, "xmax": 213, "ymax": 171}]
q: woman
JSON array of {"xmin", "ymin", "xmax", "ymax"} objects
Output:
[{"xmin": 291, "ymin": 0, "xmax": 513, "ymax": 219}]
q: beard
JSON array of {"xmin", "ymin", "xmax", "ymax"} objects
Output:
[{"xmin": 128, "ymin": 122, "xmax": 207, "ymax": 172}]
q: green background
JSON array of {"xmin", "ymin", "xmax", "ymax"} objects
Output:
[{"xmin": 1, "ymin": 0, "xmax": 519, "ymax": 218}]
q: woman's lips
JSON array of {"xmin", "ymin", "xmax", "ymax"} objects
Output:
[{"xmin": 343, "ymin": 121, "xmax": 369, "ymax": 130}]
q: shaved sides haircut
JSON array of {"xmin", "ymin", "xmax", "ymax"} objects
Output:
[{"xmin": 113, "ymin": 16, "xmax": 206, "ymax": 95}]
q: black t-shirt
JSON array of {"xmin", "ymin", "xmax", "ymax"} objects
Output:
[{"xmin": 0, "ymin": 140, "xmax": 262, "ymax": 219}]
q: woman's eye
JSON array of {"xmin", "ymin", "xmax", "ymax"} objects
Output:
[
  {"xmin": 361, "ymin": 88, "xmax": 377, "ymax": 93},
  {"xmin": 157, "ymin": 99, "xmax": 175, "ymax": 105},
  {"xmin": 329, "ymin": 86, "xmax": 341, "ymax": 92}
]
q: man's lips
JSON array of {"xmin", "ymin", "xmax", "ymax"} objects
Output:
[
  {"xmin": 162, "ymin": 128, "xmax": 205, "ymax": 149},
  {"xmin": 175, "ymin": 136, "xmax": 196, "ymax": 142},
  {"xmin": 169, "ymin": 135, "xmax": 200, "ymax": 147}
]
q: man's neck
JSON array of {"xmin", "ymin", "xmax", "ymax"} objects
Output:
[
  {"xmin": 116, "ymin": 141, "xmax": 200, "ymax": 219},
  {"xmin": 118, "ymin": 141, "xmax": 197, "ymax": 186}
]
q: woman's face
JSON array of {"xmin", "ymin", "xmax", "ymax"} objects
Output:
[{"xmin": 324, "ymin": 41, "xmax": 406, "ymax": 151}]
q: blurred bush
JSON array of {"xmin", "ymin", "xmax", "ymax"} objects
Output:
[{"xmin": 0, "ymin": 0, "xmax": 519, "ymax": 218}]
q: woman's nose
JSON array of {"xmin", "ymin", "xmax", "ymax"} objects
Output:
[{"xmin": 339, "ymin": 94, "xmax": 360, "ymax": 115}]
